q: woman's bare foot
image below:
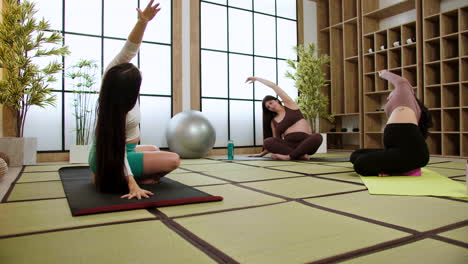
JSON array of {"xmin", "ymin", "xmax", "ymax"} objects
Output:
[
  {"xmin": 271, "ymin": 154, "xmax": 291, "ymax": 160},
  {"xmin": 299, "ymin": 154, "xmax": 310, "ymax": 161}
]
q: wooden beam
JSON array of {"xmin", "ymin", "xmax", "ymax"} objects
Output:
[
  {"xmin": 297, "ymin": 0, "xmax": 304, "ymax": 46},
  {"xmin": 172, "ymin": 0, "xmax": 183, "ymax": 115},
  {"xmin": 190, "ymin": 0, "xmax": 201, "ymax": 111}
]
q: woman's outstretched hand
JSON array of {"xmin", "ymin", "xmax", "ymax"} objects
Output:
[
  {"xmin": 377, "ymin": 69, "xmax": 387, "ymax": 77},
  {"xmin": 245, "ymin": 76, "xmax": 258, "ymax": 84},
  {"xmin": 137, "ymin": 0, "xmax": 161, "ymax": 23}
]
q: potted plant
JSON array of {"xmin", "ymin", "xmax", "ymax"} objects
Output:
[
  {"xmin": 0, "ymin": 0, "xmax": 69, "ymax": 165},
  {"xmin": 285, "ymin": 43, "xmax": 334, "ymax": 153},
  {"xmin": 66, "ymin": 59, "xmax": 98, "ymax": 163}
]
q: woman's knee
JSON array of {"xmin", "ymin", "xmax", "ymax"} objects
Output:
[{"xmin": 263, "ymin": 137, "xmax": 276, "ymax": 150}]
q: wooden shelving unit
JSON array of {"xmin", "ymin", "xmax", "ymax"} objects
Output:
[
  {"xmin": 317, "ymin": 0, "xmax": 362, "ymax": 151},
  {"xmin": 361, "ymin": 0, "xmax": 421, "ymax": 149},
  {"xmin": 422, "ymin": 0, "xmax": 468, "ymax": 158},
  {"xmin": 314, "ymin": 0, "xmax": 467, "ymax": 158}
]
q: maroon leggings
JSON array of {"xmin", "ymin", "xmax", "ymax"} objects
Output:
[{"xmin": 263, "ymin": 132, "xmax": 323, "ymax": 159}]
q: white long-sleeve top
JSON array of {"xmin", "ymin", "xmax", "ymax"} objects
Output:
[{"xmin": 102, "ymin": 40, "xmax": 141, "ymax": 177}]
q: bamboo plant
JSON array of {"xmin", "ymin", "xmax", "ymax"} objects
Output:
[
  {"xmin": 285, "ymin": 43, "xmax": 334, "ymax": 133},
  {"xmin": 66, "ymin": 59, "xmax": 98, "ymax": 145},
  {"xmin": 0, "ymin": 0, "xmax": 70, "ymax": 137}
]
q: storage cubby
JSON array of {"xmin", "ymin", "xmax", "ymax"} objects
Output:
[
  {"xmin": 403, "ymin": 45, "xmax": 417, "ymax": 66},
  {"xmin": 461, "ymin": 33, "xmax": 468, "ymax": 56},
  {"xmin": 462, "ymin": 83, "xmax": 468, "ymax": 107},
  {"xmin": 403, "ymin": 66, "xmax": 417, "ymax": 87},
  {"xmin": 344, "ymin": 61, "xmax": 359, "ymax": 113},
  {"xmin": 389, "ymin": 48, "xmax": 402, "ymax": 69},
  {"xmin": 461, "ymin": 7, "xmax": 468, "ymax": 31},
  {"xmin": 389, "ymin": 26, "xmax": 401, "ymax": 47},
  {"xmin": 442, "ymin": 109, "xmax": 460, "ymax": 131},
  {"xmin": 330, "ymin": 0, "xmax": 343, "ymax": 26},
  {"xmin": 462, "ymin": 134, "xmax": 468, "ymax": 157},
  {"xmin": 441, "ymin": 34, "xmax": 459, "ymax": 59},
  {"xmin": 462, "ymin": 58, "xmax": 468, "ymax": 82},
  {"xmin": 376, "ymin": 52, "xmax": 387, "ymax": 71},
  {"xmin": 424, "ymin": 38, "xmax": 440, "ymax": 62},
  {"xmin": 343, "ymin": 0, "xmax": 357, "ymax": 21},
  {"xmin": 331, "ymin": 27, "xmax": 345, "ymax": 114},
  {"xmin": 365, "ymin": 93, "xmax": 386, "ymax": 112},
  {"xmin": 425, "ymin": 86, "xmax": 441, "ymax": 108},
  {"xmin": 442, "ymin": 84, "xmax": 460, "ymax": 107},
  {"xmin": 425, "ymin": 62, "xmax": 440, "ymax": 85},
  {"xmin": 429, "ymin": 110, "xmax": 442, "ymax": 131},
  {"xmin": 441, "ymin": 10, "xmax": 458, "ymax": 36},
  {"xmin": 344, "ymin": 21, "xmax": 358, "ymax": 58},
  {"xmin": 442, "ymin": 60, "xmax": 459, "ymax": 83},
  {"xmin": 443, "ymin": 133, "xmax": 460, "ymax": 156},
  {"xmin": 363, "ymin": 54, "xmax": 375, "ymax": 73},
  {"xmin": 364, "ymin": 133, "xmax": 383, "ymax": 148},
  {"xmin": 376, "ymin": 30, "xmax": 388, "ymax": 51},
  {"xmin": 402, "ymin": 22, "xmax": 416, "ymax": 45},
  {"xmin": 427, "ymin": 133, "xmax": 442, "ymax": 155},
  {"xmin": 364, "ymin": 34, "xmax": 375, "ymax": 54},
  {"xmin": 375, "ymin": 73, "xmax": 389, "ymax": 91},
  {"xmin": 317, "ymin": 0, "xmax": 330, "ymax": 29},
  {"xmin": 463, "ymin": 109, "xmax": 468, "ymax": 132},
  {"xmin": 364, "ymin": 73, "xmax": 375, "ymax": 93},
  {"xmin": 424, "ymin": 15, "xmax": 440, "ymax": 39}
]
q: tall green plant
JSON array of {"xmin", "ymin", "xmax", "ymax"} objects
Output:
[
  {"xmin": 286, "ymin": 43, "xmax": 334, "ymax": 133},
  {"xmin": 66, "ymin": 59, "xmax": 98, "ymax": 145},
  {"xmin": 0, "ymin": 0, "xmax": 69, "ymax": 137}
]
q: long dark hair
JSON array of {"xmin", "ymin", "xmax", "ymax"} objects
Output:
[
  {"xmin": 95, "ymin": 63, "xmax": 142, "ymax": 193},
  {"xmin": 415, "ymin": 96, "xmax": 432, "ymax": 139},
  {"xmin": 262, "ymin": 95, "xmax": 282, "ymax": 139}
]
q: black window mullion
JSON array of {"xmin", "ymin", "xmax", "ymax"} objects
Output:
[
  {"xmin": 227, "ymin": 5, "xmax": 230, "ymax": 142},
  {"xmin": 61, "ymin": 0, "xmax": 66, "ymax": 151}
]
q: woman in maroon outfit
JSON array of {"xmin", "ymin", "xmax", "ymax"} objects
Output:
[{"xmin": 247, "ymin": 77, "xmax": 323, "ymax": 160}]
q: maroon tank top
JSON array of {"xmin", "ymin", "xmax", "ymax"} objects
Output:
[{"xmin": 272, "ymin": 107, "xmax": 305, "ymax": 137}]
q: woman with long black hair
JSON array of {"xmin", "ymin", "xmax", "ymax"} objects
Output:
[
  {"xmin": 247, "ymin": 77, "xmax": 323, "ymax": 160},
  {"xmin": 89, "ymin": 1, "xmax": 180, "ymax": 199},
  {"xmin": 351, "ymin": 70, "xmax": 432, "ymax": 176}
]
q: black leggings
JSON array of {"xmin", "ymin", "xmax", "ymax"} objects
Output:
[
  {"xmin": 351, "ymin": 123, "xmax": 429, "ymax": 176},
  {"xmin": 264, "ymin": 132, "xmax": 323, "ymax": 159}
]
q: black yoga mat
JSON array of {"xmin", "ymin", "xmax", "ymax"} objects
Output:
[
  {"xmin": 59, "ymin": 166, "xmax": 223, "ymax": 216},
  {"xmin": 214, "ymin": 155, "xmax": 349, "ymax": 162}
]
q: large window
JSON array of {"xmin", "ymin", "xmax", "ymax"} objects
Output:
[
  {"xmin": 200, "ymin": 0, "xmax": 298, "ymax": 148},
  {"xmin": 23, "ymin": 0, "xmax": 173, "ymax": 151}
]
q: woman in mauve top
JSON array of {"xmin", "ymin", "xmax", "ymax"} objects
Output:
[
  {"xmin": 350, "ymin": 70, "xmax": 433, "ymax": 176},
  {"xmin": 247, "ymin": 77, "xmax": 323, "ymax": 160},
  {"xmin": 89, "ymin": 1, "xmax": 180, "ymax": 199}
]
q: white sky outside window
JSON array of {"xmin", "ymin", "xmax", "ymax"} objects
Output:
[
  {"xmin": 253, "ymin": 0, "xmax": 275, "ymax": 15},
  {"xmin": 254, "ymin": 57, "xmax": 277, "ymax": 100},
  {"xmin": 254, "ymin": 13, "xmax": 276, "ymax": 57},
  {"xmin": 277, "ymin": 18, "xmax": 297, "ymax": 60},
  {"xmin": 143, "ymin": 0, "xmax": 172, "ymax": 44},
  {"xmin": 139, "ymin": 96, "xmax": 172, "ymax": 148},
  {"xmin": 229, "ymin": 54, "xmax": 253, "ymax": 99},
  {"xmin": 230, "ymin": 100, "xmax": 254, "ymax": 146},
  {"xmin": 201, "ymin": 3, "xmax": 227, "ymax": 50},
  {"xmin": 140, "ymin": 43, "xmax": 172, "ymax": 95},
  {"xmin": 202, "ymin": 99, "xmax": 228, "ymax": 147},
  {"xmin": 228, "ymin": 8, "xmax": 253, "ymax": 54},
  {"xmin": 276, "ymin": 0, "xmax": 297, "ymax": 19},
  {"xmin": 228, "ymin": 0, "xmax": 252, "ymax": 9},
  {"xmin": 23, "ymin": 92, "xmax": 63, "ymax": 151},
  {"xmin": 34, "ymin": 0, "xmax": 62, "ymax": 31},
  {"xmin": 201, "ymin": 50, "xmax": 228, "ymax": 97},
  {"xmin": 65, "ymin": 0, "xmax": 101, "ymax": 35},
  {"xmin": 277, "ymin": 59, "xmax": 298, "ymax": 100},
  {"xmin": 104, "ymin": 0, "xmax": 137, "ymax": 39},
  {"xmin": 254, "ymin": 101, "xmax": 264, "ymax": 145}
]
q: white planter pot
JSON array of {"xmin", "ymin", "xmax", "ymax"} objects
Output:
[
  {"xmin": 316, "ymin": 133, "xmax": 327, "ymax": 154},
  {"xmin": 0, "ymin": 137, "xmax": 37, "ymax": 166},
  {"xmin": 69, "ymin": 145, "xmax": 91, "ymax": 164}
]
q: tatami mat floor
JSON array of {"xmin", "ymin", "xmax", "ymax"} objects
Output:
[{"xmin": 0, "ymin": 153, "xmax": 467, "ymax": 263}]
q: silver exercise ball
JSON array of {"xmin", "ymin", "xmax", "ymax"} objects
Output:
[{"xmin": 166, "ymin": 110, "xmax": 216, "ymax": 158}]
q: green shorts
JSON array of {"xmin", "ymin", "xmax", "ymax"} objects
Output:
[{"xmin": 88, "ymin": 142, "xmax": 144, "ymax": 178}]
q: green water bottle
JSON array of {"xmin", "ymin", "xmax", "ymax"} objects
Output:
[{"xmin": 227, "ymin": 140, "xmax": 234, "ymax": 160}]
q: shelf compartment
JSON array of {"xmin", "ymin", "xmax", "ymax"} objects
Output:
[
  {"xmin": 344, "ymin": 60, "xmax": 359, "ymax": 113},
  {"xmin": 441, "ymin": 9, "xmax": 458, "ymax": 36},
  {"xmin": 363, "ymin": 54, "xmax": 375, "ymax": 73},
  {"xmin": 441, "ymin": 34, "xmax": 459, "ymax": 59},
  {"xmin": 402, "ymin": 21, "xmax": 416, "ymax": 45},
  {"xmin": 344, "ymin": 22, "xmax": 358, "ymax": 58},
  {"xmin": 343, "ymin": 0, "xmax": 357, "ymax": 21},
  {"xmin": 442, "ymin": 133, "xmax": 460, "ymax": 156},
  {"xmin": 461, "ymin": 7, "xmax": 468, "ymax": 31},
  {"xmin": 463, "ymin": 83, "xmax": 468, "ymax": 107},
  {"xmin": 388, "ymin": 48, "xmax": 402, "ymax": 69},
  {"xmin": 442, "ymin": 60, "xmax": 459, "ymax": 83},
  {"xmin": 330, "ymin": 27, "xmax": 345, "ymax": 115},
  {"xmin": 376, "ymin": 30, "xmax": 388, "ymax": 51},
  {"xmin": 364, "ymin": 133, "xmax": 383, "ymax": 149},
  {"xmin": 317, "ymin": 0, "xmax": 330, "ymax": 29},
  {"xmin": 376, "ymin": 73, "xmax": 389, "ymax": 92},
  {"xmin": 463, "ymin": 108, "xmax": 468, "ymax": 132},
  {"xmin": 402, "ymin": 66, "xmax": 417, "ymax": 87},
  {"xmin": 403, "ymin": 45, "xmax": 417, "ymax": 66},
  {"xmin": 463, "ymin": 134, "xmax": 468, "ymax": 157},
  {"xmin": 363, "ymin": 0, "xmax": 415, "ymax": 19},
  {"xmin": 425, "ymin": 86, "xmax": 441, "ymax": 108},
  {"xmin": 425, "ymin": 62, "xmax": 441, "ymax": 85},
  {"xmin": 388, "ymin": 26, "xmax": 402, "ymax": 48},
  {"xmin": 442, "ymin": 109, "xmax": 460, "ymax": 131},
  {"xmin": 364, "ymin": 73, "xmax": 375, "ymax": 93},
  {"xmin": 442, "ymin": 84, "xmax": 460, "ymax": 108},
  {"xmin": 424, "ymin": 38, "xmax": 440, "ymax": 62},
  {"xmin": 462, "ymin": 33, "xmax": 468, "ymax": 57},
  {"xmin": 364, "ymin": 34, "xmax": 375, "ymax": 54},
  {"xmin": 462, "ymin": 58, "xmax": 468, "ymax": 82},
  {"xmin": 429, "ymin": 109, "xmax": 441, "ymax": 131},
  {"xmin": 364, "ymin": 93, "xmax": 387, "ymax": 113},
  {"xmin": 427, "ymin": 133, "xmax": 442, "ymax": 155},
  {"xmin": 375, "ymin": 52, "xmax": 387, "ymax": 71},
  {"xmin": 424, "ymin": 15, "xmax": 440, "ymax": 39},
  {"xmin": 330, "ymin": 0, "xmax": 343, "ymax": 26}
]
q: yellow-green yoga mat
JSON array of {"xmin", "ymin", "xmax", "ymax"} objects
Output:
[{"xmin": 360, "ymin": 168, "xmax": 468, "ymax": 198}]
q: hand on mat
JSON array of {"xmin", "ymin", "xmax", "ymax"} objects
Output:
[
  {"xmin": 121, "ymin": 186, "xmax": 154, "ymax": 200},
  {"xmin": 248, "ymin": 153, "xmax": 264, "ymax": 157},
  {"xmin": 137, "ymin": 0, "xmax": 161, "ymax": 23}
]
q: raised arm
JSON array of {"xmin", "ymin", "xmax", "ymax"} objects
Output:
[
  {"xmin": 246, "ymin": 76, "xmax": 296, "ymax": 107},
  {"xmin": 378, "ymin": 70, "xmax": 413, "ymax": 93},
  {"xmin": 105, "ymin": 1, "xmax": 161, "ymax": 72}
]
